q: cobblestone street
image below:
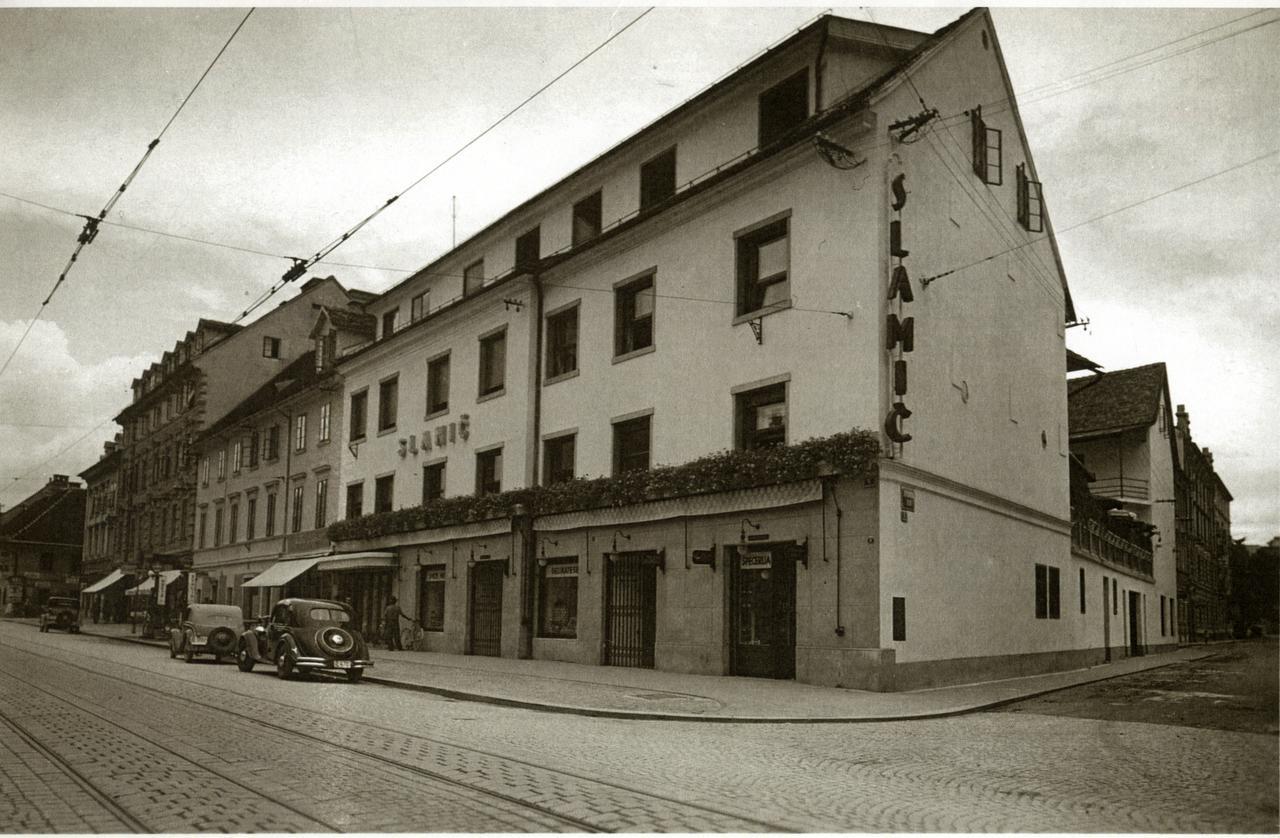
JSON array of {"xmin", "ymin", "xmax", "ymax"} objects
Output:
[{"xmin": 1, "ymin": 622, "xmax": 1276, "ymax": 832}]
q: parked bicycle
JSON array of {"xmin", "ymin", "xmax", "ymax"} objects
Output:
[{"xmin": 400, "ymin": 619, "xmax": 424, "ymax": 649}]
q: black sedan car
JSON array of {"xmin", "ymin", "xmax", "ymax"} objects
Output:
[
  {"xmin": 40, "ymin": 597, "xmax": 80, "ymax": 633},
  {"xmin": 236, "ymin": 598, "xmax": 372, "ymax": 682}
]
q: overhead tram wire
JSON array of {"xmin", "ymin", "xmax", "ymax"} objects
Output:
[
  {"xmin": 234, "ymin": 7, "xmax": 656, "ymax": 325},
  {"xmin": 0, "ymin": 416, "xmax": 116, "ymax": 502},
  {"xmin": 918, "ymin": 149, "xmax": 1278, "ymax": 288},
  {"xmin": 0, "ymin": 8, "xmax": 255, "ymax": 382}
]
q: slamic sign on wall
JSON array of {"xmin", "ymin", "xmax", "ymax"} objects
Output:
[{"xmin": 884, "ymin": 162, "xmax": 915, "ymax": 447}]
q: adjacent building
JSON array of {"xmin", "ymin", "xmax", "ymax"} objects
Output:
[
  {"xmin": 78, "ymin": 438, "xmax": 126, "ymax": 621},
  {"xmin": 1173, "ymin": 404, "xmax": 1233, "ymax": 641},
  {"xmin": 1, "ymin": 475, "xmax": 85, "ymax": 616}
]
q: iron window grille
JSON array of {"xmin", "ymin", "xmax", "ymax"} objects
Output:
[{"xmin": 971, "ymin": 106, "xmax": 1003, "ymax": 185}]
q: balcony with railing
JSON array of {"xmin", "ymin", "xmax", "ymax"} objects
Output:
[
  {"xmin": 1089, "ymin": 476, "xmax": 1150, "ymax": 502},
  {"xmin": 1070, "ymin": 457, "xmax": 1154, "ymax": 579}
]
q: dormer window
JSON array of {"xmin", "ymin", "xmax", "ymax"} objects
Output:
[
  {"xmin": 758, "ymin": 69, "xmax": 809, "ymax": 147},
  {"xmin": 381, "ymin": 308, "xmax": 398, "ymax": 339},
  {"xmin": 515, "ymin": 226, "xmax": 540, "ymax": 272},
  {"xmin": 463, "ymin": 260, "xmax": 485, "ymax": 296},
  {"xmin": 572, "ymin": 191, "xmax": 602, "ymax": 246},
  {"xmin": 411, "ymin": 292, "xmax": 428, "ymax": 322},
  {"xmin": 640, "ymin": 147, "xmax": 677, "ymax": 212}
]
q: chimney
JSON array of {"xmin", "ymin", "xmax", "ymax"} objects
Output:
[
  {"xmin": 1176, "ymin": 404, "xmax": 1189, "ymax": 433},
  {"xmin": 1203, "ymin": 448, "xmax": 1213, "ymax": 466},
  {"xmin": 51, "ymin": 474, "xmax": 69, "ymax": 485}
]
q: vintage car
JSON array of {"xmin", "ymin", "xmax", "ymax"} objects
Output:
[
  {"xmin": 169, "ymin": 603, "xmax": 244, "ymax": 663},
  {"xmin": 39, "ymin": 597, "xmax": 80, "ymax": 633},
  {"xmin": 236, "ymin": 598, "xmax": 372, "ymax": 682}
]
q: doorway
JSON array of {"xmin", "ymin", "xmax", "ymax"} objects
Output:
[
  {"xmin": 468, "ymin": 561, "xmax": 504, "ymax": 656},
  {"xmin": 604, "ymin": 552, "xmax": 658, "ymax": 668},
  {"xmin": 1128, "ymin": 590, "xmax": 1143, "ymax": 657},
  {"xmin": 730, "ymin": 545, "xmax": 796, "ymax": 679}
]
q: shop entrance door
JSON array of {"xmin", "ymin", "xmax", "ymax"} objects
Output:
[
  {"xmin": 730, "ymin": 545, "xmax": 796, "ymax": 679},
  {"xmin": 469, "ymin": 561, "xmax": 504, "ymax": 656},
  {"xmin": 604, "ymin": 552, "xmax": 657, "ymax": 668},
  {"xmin": 1128, "ymin": 591, "xmax": 1143, "ymax": 657}
]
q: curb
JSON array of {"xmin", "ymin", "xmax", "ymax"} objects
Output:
[{"xmin": 63, "ymin": 622, "xmax": 1211, "ymax": 724}]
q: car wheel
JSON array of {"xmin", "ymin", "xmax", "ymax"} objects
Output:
[
  {"xmin": 346, "ymin": 668, "xmax": 364, "ymax": 684},
  {"xmin": 275, "ymin": 648, "xmax": 294, "ymax": 680},
  {"xmin": 236, "ymin": 645, "xmax": 255, "ymax": 672}
]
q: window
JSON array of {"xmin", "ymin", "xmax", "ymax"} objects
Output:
[
  {"xmin": 1112, "ymin": 577, "xmax": 1118, "ymax": 615},
  {"xmin": 1016, "ymin": 163, "xmax": 1043, "ymax": 232},
  {"xmin": 381, "ymin": 308, "xmax": 398, "ymax": 339},
  {"xmin": 1079, "ymin": 567, "xmax": 1086, "ymax": 614},
  {"xmin": 613, "ymin": 414, "xmax": 651, "ymax": 475},
  {"xmin": 759, "ymin": 69, "xmax": 809, "ymax": 147},
  {"xmin": 214, "ymin": 506, "xmax": 224, "ymax": 547},
  {"xmin": 426, "ymin": 354, "xmax": 450, "ymax": 416},
  {"xmin": 736, "ymin": 382, "xmax": 787, "ymax": 450},
  {"xmin": 476, "ymin": 447, "xmax": 503, "ymax": 496},
  {"xmin": 423, "ymin": 462, "xmax": 445, "ymax": 503},
  {"xmin": 349, "ymin": 390, "xmax": 368, "ymax": 441},
  {"xmin": 319, "ymin": 402, "xmax": 331, "ymax": 442},
  {"xmin": 419, "ymin": 566, "xmax": 446, "ymax": 631},
  {"xmin": 615, "ymin": 272, "xmax": 654, "ymax": 357},
  {"xmin": 228, "ymin": 502, "xmax": 239, "ymax": 545},
  {"xmin": 247, "ymin": 432, "xmax": 259, "ymax": 468},
  {"xmin": 294, "ymin": 413, "xmax": 307, "ymax": 453},
  {"xmin": 315, "ymin": 478, "xmax": 328, "ymax": 529},
  {"xmin": 1160, "ymin": 594, "xmax": 1166, "ymax": 635},
  {"xmin": 735, "ymin": 215, "xmax": 790, "ymax": 316},
  {"xmin": 265, "ymin": 493, "xmax": 276, "ymax": 537},
  {"xmin": 1035, "ymin": 563, "xmax": 1060, "ymax": 620},
  {"xmin": 571, "ymin": 190, "xmax": 602, "ymax": 246},
  {"xmin": 410, "ymin": 292, "xmax": 428, "ymax": 323},
  {"xmin": 515, "ymin": 226, "xmax": 540, "ymax": 271},
  {"xmin": 640, "ymin": 146, "xmax": 677, "ymax": 211},
  {"xmin": 543, "ymin": 434, "xmax": 576, "ymax": 485},
  {"xmin": 198, "ymin": 509, "xmax": 207, "ymax": 549},
  {"xmin": 316, "ymin": 331, "xmax": 337, "ymax": 372},
  {"xmin": 216, "ymin": 450, "xmax": 226, "ymax": 480},
  {"xmin": 346, "ymin": 483, "xmax": 364, "ymax": 519},
  {"xmin": 463, "ymin": 259, "xmax": 485, "ymax": 296},
  {"xmin": 200, "ymin": 456, "xmax": 209, "ymax": 486},
  {"xmin": 291, "ymin": 483, "xmax": 304, "ymax": 533},
  {"xmin": 232, "ymin": 440, "xmax": 243, "ymax": 473},
  {"xmin": 545, "ymin": 305, "xmax": 578, "ymax": 380},
  {"xmin": 246, "ymin": 497, "xmax": 257, "ymax": 541},
  {"xmin": 538, "ymin": 560, "xmax": 579, "ymax": 638},
  {"xmin": 263, "ymin": 336, "xmax": 281, "ymax": 358},
  {"xmin": 892, "ymin": 597, "xmax": 906, "ymax": 642},
  {"xmin": 378, "ymin": 376, "xmax": 398, "ymax": 431},
  {"xmin": 478, "ymin": 329, "xmax": 506, "ymax": 397},
  {"xmin": 971, "ymin": 106, "xmax": 1002, "ymax": 185},
  {"xmin": 374, "ymin": 475, "xmax": 395, "ymax": 513}
]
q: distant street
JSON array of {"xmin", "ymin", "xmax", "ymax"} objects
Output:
[{"xmin": 1, "ymin": 622, "xmax": 1276, "ymax": 833}]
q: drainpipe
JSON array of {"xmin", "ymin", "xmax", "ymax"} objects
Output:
[{"xmin": 518, "ymin": 272, "xmax": 545, "ymax": 660}]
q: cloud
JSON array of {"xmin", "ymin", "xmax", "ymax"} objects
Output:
[{"xmin": 0, "ymin": 317, "xmax": 148, "ymax": 503}]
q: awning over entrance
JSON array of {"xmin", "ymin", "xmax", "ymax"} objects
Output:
[
  {"xmin": 315, "ymin": 552, "xmax": 396, "ymax": 573},
  {"xmin": 124, "ymin": 569, "xmax": 183, "ymax": 596},
  {"xmin": 242, "ymin": 557, "xmax": 321, "ymax": 588},
  {"xmin": 81, "ymin": 569, "xmax": 127, "ymax": 594}
]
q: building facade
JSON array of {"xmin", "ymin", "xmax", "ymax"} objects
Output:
[
  {"xmin": 303, "ymin": 10, "xmax": 1140, "ymax": 691},
  {"xmin": 78, "ymin": 439, "xmax": 125, "ymax": 621},
  {"xmin": 1173, "ymin": 405, "xmax": 1233, "ymax": 641},
  {"xmin": 1, "ymin": 475, "xmax": 85, "ymax": 616}
]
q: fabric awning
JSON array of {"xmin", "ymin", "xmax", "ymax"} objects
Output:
[
  {"xmin": 315, "ymin": 552, "xmax": 396, "ymax": 573},
  {"xmin": 242, "ymin": 557, "xmax": 321, "ymax": 588},
  {"xmin": 82, "ymin": 569, "xmax": 126, "ymax": 594},
  {"xmin": 125, "ymin": 569, "xmax": 183, "ymax": 596}
]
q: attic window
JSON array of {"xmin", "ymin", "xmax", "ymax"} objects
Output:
[
  {"xmin": 515, "ymin": 226, "xmax": 540, "ymax": 271},
  {"xmin": 262, "ymin": 336, "xmax": 281, "ymax": 359},
  {"xmin": 410, "ymin": 292, "xmax": 428, "ymax": 322},
  {"xmin": 758, "ymin": 69, "xmax": 809, "ymax": 148},
  {"xmin": 572, "ymin": 191, "xmax": 602, "ymax": 246},
  {"xmin": 1016, "ymin": 163, "xmax": 1043, "ymax": 232},
  {"xmin": 971, "ymin": 106, "xmax": 1002, "ymax": 185},
  {"xmin": 639, "ymin": 146, "xmax": 677, "ymax": 212},
  {"xmin": 463, "ymin": 259, "xmax": 485, "ymax": 296}
]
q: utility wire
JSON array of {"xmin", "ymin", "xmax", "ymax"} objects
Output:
[
  {"xmin": 235, "ymin": 7, "xmax": 656, "ymax": 325},
  {"xmin": 919, "ymin": 149, "xmax": 1278, "ymax": 287},
  {"xmin": 0, "ymin": 417, "xmax": 116, "ymax": 501},
  {"xmin": 0, "ymin": 8, "xmax": 254, "ymax": 382}
]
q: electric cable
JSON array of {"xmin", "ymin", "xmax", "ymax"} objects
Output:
[
  {"xmin": 0, "ymin": 416, "xmax": 117, "ymax": 501},
  {"xmin": 0, "ymin": 8, "xmax": 255, "ymax": 382}
]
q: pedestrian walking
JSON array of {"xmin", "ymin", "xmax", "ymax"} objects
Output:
[{"xmin": 382, "ymin": 596, "xmax": 409, "ymax": 650}]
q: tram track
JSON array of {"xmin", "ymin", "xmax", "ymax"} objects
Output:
[{"xmin": 0, "ymin": 634, "xmax": 790, "ymax": 832}]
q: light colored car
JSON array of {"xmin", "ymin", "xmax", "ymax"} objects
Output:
[{"xmin": 170, "ymin": 603, "xmax": 244, "ymax": 663}]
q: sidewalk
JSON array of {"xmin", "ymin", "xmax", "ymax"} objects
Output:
[{"xmin": 26, "ymin": 618, "xmax": 1212, "ymax": 723}]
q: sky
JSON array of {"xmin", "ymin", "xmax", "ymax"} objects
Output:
[{"xmin": 0, "ymin": 4, "xmax": 1276, "ymax": 542}]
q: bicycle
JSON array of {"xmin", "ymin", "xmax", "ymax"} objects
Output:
[{"xmin": 400, "ymin": 619, "xmax": 424, "ymax": 649}]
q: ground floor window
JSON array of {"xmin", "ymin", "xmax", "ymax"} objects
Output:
[
  {"xmin": 420, "ymin": 566, "xmax": 446, "ymax": 631},
  {"xmin": 538, "ymin": 559, "xmax": 579, "ymax": 638},
  {"xmin": 1035, "ymin": 563, "xmax": 1060, "ymax": 619}
]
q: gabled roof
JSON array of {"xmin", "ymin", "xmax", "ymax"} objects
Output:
[
  {"xmin": 1068, "ymin": 362, "xmax": 1168, "ymax": 437},
  {"xmin": 199, "ymin": 351, "xmax": 329, "ymax": 442},
  {"xmin": 312, "ymin": 306, "xmax": 376, "ymax": 339},
  {"xmin": 0, "ymin": 481, "xmax": 85, "ymax": 545},
  {"xmin": 1067, "ymin": 348, "xmax": 1102, "ymax": 373}
]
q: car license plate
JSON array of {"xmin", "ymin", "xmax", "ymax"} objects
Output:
[{"xmin": 334, "ymin": 660, "xmax": 352, "ymax": 669}]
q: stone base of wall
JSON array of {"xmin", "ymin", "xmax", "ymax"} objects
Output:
[
  {"xmin": 797, "ymin": 647, "xmax": 898, "ymax": 691},
  {"xmin": 888, "ymin": 646, "xmax": 1109, "ymax": 692}
]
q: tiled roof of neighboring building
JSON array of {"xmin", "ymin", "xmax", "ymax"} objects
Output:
[
  {"xmin": 1068, "ymin": 362, "xmax": 1167, "ymax": 437},
  {"xmin": 0, "ymin": 480, "xmax": 85, "ymax": 545},
  {"xmin": 322, "ymin": 306, "xmax": 376, "ymax": 336},
  {"xmin": 200, "ymin": 351, "xmax": 329, "ymax": 441}
]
